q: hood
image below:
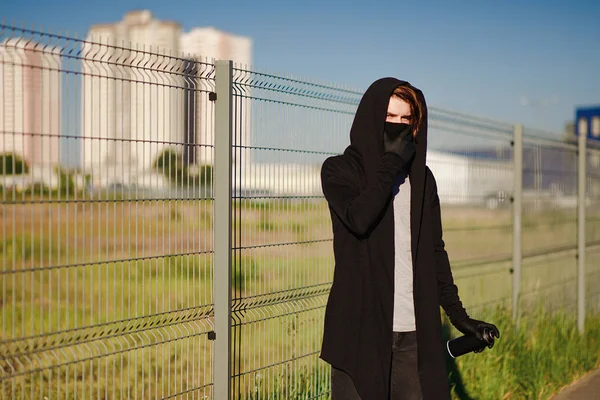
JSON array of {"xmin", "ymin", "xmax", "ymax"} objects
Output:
[{"xmin": 345, "ymin": 77, "xmax": 428, "ymax": 183}]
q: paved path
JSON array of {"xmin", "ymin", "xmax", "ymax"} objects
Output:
[{"xmin": 550, "ymin": 368, "xmax": 600, "ymax": 399}]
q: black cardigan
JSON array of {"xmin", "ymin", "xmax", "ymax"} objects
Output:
[{"xmin": 320, "ymin": 78, "xmax": 468, "ymax": 400}]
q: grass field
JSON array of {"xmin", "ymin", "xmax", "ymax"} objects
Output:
[
  {"xmin": 1, "ymin": 194, "xmax": 600, "ymax": 398},
  {"xmin": 446, "ymin": 308, "xmax": 600, "ymax": 400}
]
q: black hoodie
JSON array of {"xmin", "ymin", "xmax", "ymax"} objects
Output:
[{"xmin": 320, "ymin": 78, "xmax": 468, "ymax": 399}]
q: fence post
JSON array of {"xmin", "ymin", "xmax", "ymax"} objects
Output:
[
  {"xmin": 577, "ymin": 130, "xmax": 587, "ymax": 334},
  {"xmin": 512, "ymin": 124, "xmax": 523, "ymax": 324},
  {"xmin": 214, "ymin": 59, "xmax": 233, "ymax": 400}
]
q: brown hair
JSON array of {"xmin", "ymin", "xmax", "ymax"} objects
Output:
[{"xmin": 392, "ymin": 85, "xmax": 424, "ymax": 136}]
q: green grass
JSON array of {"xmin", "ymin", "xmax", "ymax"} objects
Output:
[
  {"xmin": 232, "ymin": 307, "xmax": 600, "ymax": 400},
  {"xmin": 2, "ymin": 198, "xmax": 600, "ymax": 398},
  {"xmin": 0, "ymin": 234, "xmax": 64, "ymax": 262},
  {"xmin": 446, "ymin": 307, "xmax": 600, "ymax": 400},
  {"xmin": 238, "ymin": 362, "xmax": 330, "ymax": 400},
  {"xmin": 4, "ymin": 306, "xmax": 599, "ymax": 399}
]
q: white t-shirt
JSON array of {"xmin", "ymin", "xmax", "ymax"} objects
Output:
[{"xmin": 392, "ymin": 174, "xmax": 415, "ymax": 332}]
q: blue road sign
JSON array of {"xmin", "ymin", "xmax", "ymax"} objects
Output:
[{"xmin": 575, "ymin": 106, "xmax": 600, "ymax": 141}]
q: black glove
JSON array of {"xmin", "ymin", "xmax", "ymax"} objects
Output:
[
  {"xmin": 453, "ymin": 317, "xmax": 500, "ymax": 345},
  {"xmin": 383, "ymin": 122, "xmax": 416, "ymax": 166}
]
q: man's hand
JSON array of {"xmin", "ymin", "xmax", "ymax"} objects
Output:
[
  {"xmin": 383, "ymin": 122, "xmax": 416, "ymax": 165},
  {"xmin": 453, "ymin": 317, "xmax": 500, "ymax": 344}
]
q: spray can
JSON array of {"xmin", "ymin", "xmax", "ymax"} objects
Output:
[{"xmin": 446, "ymin": 327, "xmax": 498, "ymax": 358}]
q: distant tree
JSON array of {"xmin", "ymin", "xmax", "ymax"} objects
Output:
[
  {"xmin": 152, "ymin": 148, "xmax": 215, "ymax": 189},
  {"xmin": 54, "ymin": 166, "xmax": 76, "ymax": 196},
  {"xmin": 0, "ymin": 153, "xmax": 29, "ymax": 175},
  {"xmin": 153, "ymin": 148, "xmax": 188, "ymax": 185},
  {"xmin": 198, "ymin": 164, "xmax": 213, "ymax": 187},
  {"xmin": 153, "ymin": 148, "xmax": 184, "ymax": 172}
]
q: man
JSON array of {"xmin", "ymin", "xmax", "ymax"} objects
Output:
[{"xmin": 320, "ymin": 77, "xmax": 499, "ymax": 399}]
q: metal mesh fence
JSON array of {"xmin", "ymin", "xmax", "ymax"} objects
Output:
[
  {"xmin": 1, "ymin": 22, "xmax": 599, "ymax": 400},
  {"xmin": 228, "ymin": 66, "xmax": 360, "ymax": 399},
  {"xmin": 1, "ymin": 25, "xmax": 215, "ymax": 399},
  {"xmin": 519, "ymin": 131, "xmax": 579, "ymax": 314},
  {"xmin": 586, "ymin": 145, "xmax": 600, "ymax": 313},
  {"xmin": 427, "ymin": 108, "xmax": 515, "ymax": 313}
]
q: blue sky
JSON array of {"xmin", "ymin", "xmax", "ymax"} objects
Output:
[{"xmin": 2, "ymin": 0, "xmax": 600, "ymax": 135}]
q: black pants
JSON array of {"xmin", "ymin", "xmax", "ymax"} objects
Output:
[{"xmin": 331, "ymin": 331, "xmax": 423, "ymax": 400}]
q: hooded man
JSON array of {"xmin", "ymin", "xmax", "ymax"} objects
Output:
[{"xmin": 320, "ymin": 78, "xmax": 500, "ymax": 400}]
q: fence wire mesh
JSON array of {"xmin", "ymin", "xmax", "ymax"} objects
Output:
[
  {"xmin": 427, "ymin": 108, "xmax": 514, "ymax": 313},
  {"xmin": 519, "ymin": 132, "xmax": 579, "ymax": 314},
  {"xmin": 1, "ymin": 21, "xmax": 600, "ymax": 400},
  {"xmin": 586, "ymin": 145, "xmax": 600, "ymax": 313},
  {"xmin": 1, "ymin": 24, "xmax": 215, "ymax": 399},
  {"xmin": 228, "ymin": 67, "xmax": 361, "ymax": 399}
]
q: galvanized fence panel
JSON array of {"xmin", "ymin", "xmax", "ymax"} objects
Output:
[
  {"xmin": 520, "ymin": 129, "xmax": 579, "ymax": 315},
  {"xmin": 586, "ymin": 144, "xmax": 600, "ymax": 313},
  {"xmin": 426, "ymin": 108, "xmax": 515, "ymax": 314},
  {"xmin": 1, "ymin": 25, "xmax": 216, "ymax": 399},
  {"xmin": 228, "ymin": 66, "xmax": 361, "ymax": 399},
  {"xmin": 3, "ymin": 21, "xmax": 600, "ymax": 400}
]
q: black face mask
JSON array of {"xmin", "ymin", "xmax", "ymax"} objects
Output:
[{"xmin": 384, "ymin": 122, "xmax": 412, "ymax": 139}]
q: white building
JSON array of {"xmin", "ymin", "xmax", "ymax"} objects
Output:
[
  {"xmin": 80, "ymin": 10, "xmax": 253, "ymax": 187},
  {"xmin": 81, "ymin": 10, "xmax": 184, "ymax": 184},
  {"xmin": 236, "ymin": 151, "xmax": 513, "ymax": 204},
  {"xmin": 179, "ymin": 26, "xmax": 253, "ymax": 166},
  {"xmin": 238, "ymin": 163, "xmax": 323, "ymax": 197},
  {"xmin": 427, "ymin": 150, "xmax": 513, "ymax": 206},
  {"xmin": 0, "ymin": 38, "xmax": 61, "ymax": 169}
]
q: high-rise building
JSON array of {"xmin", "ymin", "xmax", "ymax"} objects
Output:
[
  {"xmin": 81, "ymin": 10, "xmax": 184, "ymax": 182},
  {"xmin": 80, "ymin": 10, "xmax": 253, "ymax": 184},
  {"xmin": 180, "ymin": 27, "xmax": 253, "ymax": 166},
  {"xmin": 0, "ymin": 38, "xmax": 61, "ymax": 169}
]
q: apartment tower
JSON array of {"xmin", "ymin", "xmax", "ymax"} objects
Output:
[
  {"xmin": 80, "ymin": 10, "xmax": 253, "ymax": 183},
  {"xmin": 81, "ymin": 10, "xmax": 183, "ymax": 182},
  {"xmin": 0, "ymin": 38, "xmax": 61, "ymax": 168}
]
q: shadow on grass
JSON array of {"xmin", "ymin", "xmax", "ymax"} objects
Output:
[{"xmin": 442, "ymin": 322, "xmax": 474, "ymax": 400}]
